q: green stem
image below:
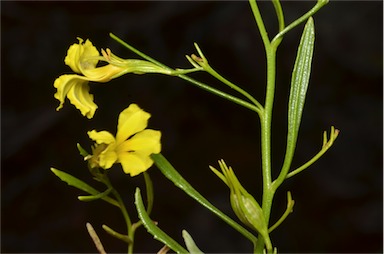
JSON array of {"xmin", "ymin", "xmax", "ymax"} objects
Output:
[
  {"xmin": 271, "ymin": 0, "xmax": 328, "ymax": 44},
  {"xmin": 177, "ymin": 74, "xmax": 261, "ymax": 114},
  {"xmin": 249, "ymin": 0, "xmax": 278, "ymax": 252},
  {"xmin": 255, "ymin": 46, "xmax": 277, "ymax": 254},
  {"xmin": 268, "ymin": 191, "xmax": 294, "ymax": 233},
  {"xmin": 110, "ymin": 33, "xmax": 260, "ymax": 114},
  {"xmin": 286, "ymin": 127, "xmax": 339, "ymax": 179},
  {"xmin": 101, "ymin": 175, "xmax": 134, "ymax": 254},
  {"xmin": 143, "ymin": 172, "xmax": 154, "ymax": 215},
  {"xmin": 202, "ymin": 63, "xmax": 263, "ymax": 113},
  {"xmin": 249, "ymin": 0, "xmax": 271, "ymax": 48},
  {"xmin": 250, "ymin": 1, "xmax": 328, "ymax": 252},
  {"xmin": 102, "ymin": 224, "xmax": 131, "ymax": 244},
  {"xmin": 272, "ymin": 0, "xmax": 285, "ymax": 32},
  {"xmin": 192, "ymin": 43, "xmax": 263, "ymax": 112},
  {"xmin": 112, "ymin": 188, "xmax": 134, "ymax": 254}
]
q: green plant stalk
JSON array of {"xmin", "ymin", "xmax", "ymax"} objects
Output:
[
  {"xmin": 177, "ymin": 74, "xmax": 260, "ymax": 114},
  {"xmin": 102, "ymin": 224, "xmax": 131, "ymax": 244},
  {"xmin": 109, "ymin": 33, "xmax": 260, "ymax": 114},
  {"xmin": 201, "ymin": 62, "xmax": 264, "ymax": 114},
  {"xmin": 271, "ymin": 0, "xmax": 328, "ymax": 44},
  {"xmin": 249, "ymin": 1, "xmax": 276, "ymax": 252},
  {"xmin": 271, "ymin": 0, "xmax": 285, "ymax": 32},
  {"xmin": 268, "ymin": 191, "xmax": 294, "ymax": 233},
  {"xmin": 257, "ymin": 46, "xmax": 278, "ymax": 254},
  {"xmin": 286, "ymin": 127, "xmax": 339, "ymax": 179},
  {"xmin": 191, "ymin": 43, "xmax": 263, "ymax": 112},
  {"xmin": 249, "ymin": 1, "xmax": 328, "ymax": 252},
  {"xmin": 143, "ymin": 172, "xmax": 154, "ymax": 215},
  {"xmin": 111, "ymin": 188, "xmax": 135, "ymax": 254},
  {"xmin": 90, "ymin": 172, "xmax": 134, "ymax": 253},
  {"xmin": 100, "ymin": 175, "xmax": 134, "ymax": 254}
]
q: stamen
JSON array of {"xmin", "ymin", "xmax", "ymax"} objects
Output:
[{"xmin": 101, "ymin": 49, "xmax": 111, "ymax": 61}]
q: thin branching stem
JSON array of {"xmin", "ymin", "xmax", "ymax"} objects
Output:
[{"xmin": 110, "ymin": 33, "xmax": 262, "ymax": 115}]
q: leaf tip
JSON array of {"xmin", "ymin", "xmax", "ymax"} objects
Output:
[{"xmin": 50, "ymin": 167, "xmax": 60, "ymax": 175}]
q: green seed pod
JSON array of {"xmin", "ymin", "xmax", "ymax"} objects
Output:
[
  {"xmin": 230, "ymin": 190, "xmax": 253, "ymax": 228},
  {"xmin": 210, "ymin": 160, "xmax": 269, "ymax": 236},
  {"xmin": 238, "ymin": 191, "xmax": 268, "ymax": 237}
]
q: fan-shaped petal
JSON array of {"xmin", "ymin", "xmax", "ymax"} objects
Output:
[
  {"xmin": 116, "ymin": 104, "xmax": 150, "ymax": 143},
  {"xmin": 66, "ymin": 80, "xmax": 97, "ymax": 119},
  {"xmin": 119, "ymin": 152, "xmax": 154, "ymax": 176},
  {"xmin": 88, "ymin": 130, "xmax": 116, "ymax": 144},
  {"xmin": 118, "ymin": 129, "xmax": 161, "ymax": 155}
]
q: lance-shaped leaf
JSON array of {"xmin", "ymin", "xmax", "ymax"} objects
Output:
[
  {"xmin": 288, "ymin": 17, "xmax": 315, "ymax": 145},
  {"xmin": 50, "ymin": 168, "xmax": 119, "ymax": 207},
  {"xmin": 135, "ymin": 188, "xmax": 188, "ymax": 253},
  {"xmin": 276, "ymin": 17, "xmax": 315, "ymax": 188},
  {"xmin": 151, "ymin": 153, "xmax": 257, "ymax": 246}
]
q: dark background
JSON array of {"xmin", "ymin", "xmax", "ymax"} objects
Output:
[{"xmin": 1, "ymin": 1, "xmax": 382, "ymax": 253}]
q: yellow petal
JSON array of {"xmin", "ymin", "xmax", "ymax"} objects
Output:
[
  {"xmin": 118, "ymin": 152, "xmax": 154, "ymax": 176},
  {"xmin": 54, "ymin": 74, "xmax": 97, "ymax": 118},
  {"xmin": 88, "ymin": 130, "xmax": 116, "ymax": 145},
  {"xmin": 116, "ymin": 104, "xmax": 150, "ymax": 143},
  {"xmin": 99, "ymin": 147, "xmax": 118, "ymax": 169},
  {"xmin": 65, "ymin": 38, "xmax": 99, "ymax": 74},
  {"xmin": 54, "ymin": 74, "xmax": 79, "ymax": 110},
  {"xmin": 82, "ymin": 64, "xmax": 126, "ymax": 82},
  {"xmin": 118, "ymin": 129, "xmax": 161, "ymax": 155},
  {"xmin": 66, "ymin": 79, "xmax": 98, "ymax": 119}
]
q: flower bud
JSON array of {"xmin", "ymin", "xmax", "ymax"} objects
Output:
[{"xmin": 210, "ymin": 160, "xmax": 269, "ymax": 237}]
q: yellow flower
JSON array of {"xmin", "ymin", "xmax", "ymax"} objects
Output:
[
  {"xmin": 54, "ymin": 38, "xmax": 128, "ymax": 118},
  {"xmin": 53, "ymin": 38, "xmax": 175, "ymax": 119},
  {"xmin": 64, "ymin": 38, "xmax": 99, "ymax": 74},
  {"xmin": 87, "ymin": 104, "xmax": 161, "ymax": 176}
]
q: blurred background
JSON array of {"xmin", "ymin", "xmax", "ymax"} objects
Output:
[{"xmin": 1, "ymin": 1, "xmax": 382, "ymax": 253}]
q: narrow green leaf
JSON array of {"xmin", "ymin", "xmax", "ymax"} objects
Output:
[
  {"xmin": 182, "ymin": 230, "xmax": 204, "ymax": 254},
  {"xmin": 50, "ymin": 168, "xmax": 119, "ymax": 207},
  {"xmin": 288, "ymin": 17, "xmax": 315, "ymax": 146},
  {"xmin": 135, "ymin": 188, "xmax": 188, "ymax": 253},
  {"xmin": 151, "ymin": 153, "xmax": 257, "ymax": 245},
  {"xmin": 78, "ymin": 187, "xmax": 112, "ymax": 202},
  {"xmin": 51, "ymin": 167, "xmax": 100, "ymax": 193},
  {"xmin": 275, "ymin": 17, "xmax": 315, "ymax": 189},
  {"xmin": 143, "ymin": 172, "xmax": 154, "ymax": 215}
]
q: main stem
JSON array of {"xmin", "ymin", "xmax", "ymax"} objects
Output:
[
  {"xmin": 249, "ymin": 1, "xmax": 281, "ymax": 252},
  {"xmin": 256, "ymin": 46, "xmax": 278, "ymax": 254}
]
